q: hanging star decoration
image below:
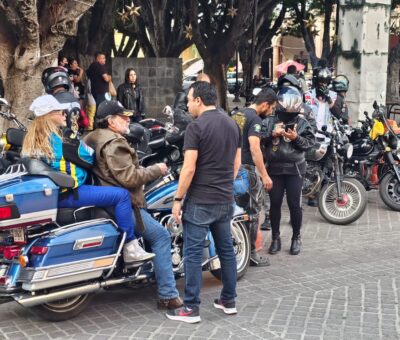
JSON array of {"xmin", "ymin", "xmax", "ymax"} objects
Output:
[
  {"xmin": 184, "ymin": 24, "xmax": 193, "ymax": 40},
  {"xmin": 125, "ymin": 4, "xmax": 141, "ymax": 17},
  {"xmin": 118, "ymin": 9, "xmax": 130, "ymax": 23},
  {"xmin": 227, "ymin": 7, "xmax": 238, "ymax": 18}
]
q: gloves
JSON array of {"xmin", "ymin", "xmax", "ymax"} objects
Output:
[
  {"xmin": 317, "ymin": 85, "xmax": 332, "ymax": 104},
  {"xmin": 62, "ymin": 131, "xmax": 93, "ymax": 170}
]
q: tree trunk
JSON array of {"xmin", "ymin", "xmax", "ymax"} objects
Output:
[
  {"xmin": 204, "ymin": 61, "xmax": 228, "ymax": 110},
  {"xmin": 386, "ymin": 44, "xmax": 400, "ymax": 102}
]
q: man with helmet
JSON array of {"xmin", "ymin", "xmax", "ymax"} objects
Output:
[
  {"xmin": 84, "ymin": 100, "xmax": 183, "ymax": 311},
  {"xmin": 262, "ymin": 86, "xmax": 315, "ymax": 256},
  {"xmin": 331, "ymin": 75, "xmax": 350, "ymax": 124},
  {"xmin": 41, "ymin": 66, "xmax": 87, "ymax": 135},
  {"xmin": 304, "ymin": 61, "xmax": 337, "ymax": 141},
  {"xmin": 231, "ymin": 88, "xmax": 277, "ymax": 267}
]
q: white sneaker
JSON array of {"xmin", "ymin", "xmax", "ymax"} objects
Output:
[{"xmin": 123, "ymin": 239, "xmax": 155, "ymax": 263}]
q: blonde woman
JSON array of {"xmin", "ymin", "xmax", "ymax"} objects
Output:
[{"xmin": 22, "ymin": 94, "xmax": 154, "ymax": 263}]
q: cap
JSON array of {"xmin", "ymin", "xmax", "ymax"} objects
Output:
[
  {"xmin": 29, "ymin": 94, "xmax": 70, "ymax": 117},
  {"xmin": 96, "ymin": 100, "xmax": 133, "ymax": 120}
]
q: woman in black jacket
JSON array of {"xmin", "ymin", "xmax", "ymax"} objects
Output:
[
  {"xmin": 262, "ymin": 86, "xmax": 315, "ymax": 255},
  {"xmin": 117, "ymin": 68, "xmax": 146, "ymax": 123}
]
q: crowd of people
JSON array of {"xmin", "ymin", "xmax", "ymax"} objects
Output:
[{"xmin": 20, "ymin": 52, "xmax": 350, "ymax": 324}]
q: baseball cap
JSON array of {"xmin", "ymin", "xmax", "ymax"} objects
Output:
[
  {"xmin": 29, "ymin": 94, "xmax": 71, "ymax": 117},
  {"xmin": 96, "ymin": 100, "xmax": 133, "ymax": 120}
]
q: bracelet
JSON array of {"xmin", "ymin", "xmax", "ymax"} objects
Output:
[{"xmin": 174, "ymin": 197, "xmax": 183, "ymax": 202}]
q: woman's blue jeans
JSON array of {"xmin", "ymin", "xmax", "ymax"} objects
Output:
[
  {"xmin": 58, "ymin": 185, "xmax": 136, "ymax": 242},
  {"xmin": 182, "ymin": 199, "xmax": 237, "ymax": 308}
]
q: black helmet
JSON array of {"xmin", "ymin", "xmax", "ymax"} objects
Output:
[
  {"xmin": 332, "ymin": 75, "xmax": 349, "ymax": 92},
  {"xmin": 41, "ymin": 67, "xmax": 70, "ymax": 93},
  {"xmin": 277, "ymin": 74, "xmax": 302, "ymax": 92},
  {"xmin": 313, "ymin": 67, "xmax": 332, "ymax": 87},
  {"xmin": 276, "ymin": 86, "xmax": 303, "ymax": 113},
  {"xmin": 125, "ymin": 122, "xmax": 145, "ymax": 144}
]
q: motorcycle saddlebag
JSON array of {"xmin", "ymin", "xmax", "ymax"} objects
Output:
[
  {"xmin": 0, "ymin": 176, "xmax": 59, "ymax": 229},
  {"xmin": 18, "ymin": 219, "xmax": 121, "ymax": 291}
]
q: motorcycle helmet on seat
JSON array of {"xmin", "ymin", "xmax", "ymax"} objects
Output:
[{"xmin": 41, "ymin": 67, "xmax": 70, "ymax": 93}]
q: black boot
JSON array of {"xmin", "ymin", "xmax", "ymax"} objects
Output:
[
  {"xmin": 290, "ymin": 236, "xmax": 302, "ymax": 255},
  {"xmin": 268, "ymin": 236, "xmax": 281, "ymax": 255}
]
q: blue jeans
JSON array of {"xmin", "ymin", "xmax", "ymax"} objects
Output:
[
  {"xmin": 134, "ymin": 209, "xmax": 179, "ymax": 300},
  {"xmin": 182, "ymin": 199, "xmax": 237, "ymax": 308},
  {"xmin": 58, "ymin": 185, "xmax": 136, "ymax": 242}
]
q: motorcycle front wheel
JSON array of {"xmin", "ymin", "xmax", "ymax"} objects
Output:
[
  {"xmin": 318, "ymin": 178, "xmax": 367, "ymax": 225},
  {"xmin": 210, "ymin": 219, "xmax": 250, "ymax": 281},
  {"xmin": 30, "ymin": 293, "xmax": 93, "ymax": 322},
  {"xmin": 379, "ymin": 172, "xmax": 400, "ymax": 211}
]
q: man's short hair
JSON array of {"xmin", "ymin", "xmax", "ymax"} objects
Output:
[
  {"xmin": 253, "ymin": 88, "xmax": 278, "ymax": 105},
  {"xmin": 189, "ymin": 81, "xmax": 217, "ymax": 106},
  {"xmin": 287, "ymin": 65, "xmax": 297, "ymax": 74},
  {"xmin": 94, "ymin": 51, "xmax": 105, "ymax": 59}
]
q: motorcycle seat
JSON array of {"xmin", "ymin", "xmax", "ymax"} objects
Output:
[
  {"xmin": 20, "ymin": 158, "xmax": 75, "ymax": 189},
  {"xmin": 56, "ymin": 206, "xmax": 114, "ymax": 226}
]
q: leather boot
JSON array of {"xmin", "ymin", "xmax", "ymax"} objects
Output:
[
  {"xmin": 290, "ymin": 236, "xmax": 302, "ymax": 255},
  {"xmin": 268, "ymin": 236, "xmax": 281, "ymax": 255}
]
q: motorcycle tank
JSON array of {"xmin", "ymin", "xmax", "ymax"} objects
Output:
[
  {"xmin": 145, "ymin": 179, "xmax": 178, "ymax": 211},
  {"xmin": 18, "ymin": 220, "xmax": 121, "ymax": 291},
  {"xmin": 351, "ymin": 138, "xmax": 375, "ymax": 157},
  {"xmin": 0, "ymin": 176, "xmax": 59, "ymax": 229}
]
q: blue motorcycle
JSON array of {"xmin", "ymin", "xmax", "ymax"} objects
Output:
[{"xmin": 0, "ymin": 158, "xmax": 250, "ymax": 321}]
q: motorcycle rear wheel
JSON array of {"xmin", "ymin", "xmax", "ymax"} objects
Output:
[
  {"xmin": 379, "ymin": 172, "xmax": 400, "ymax": 211},
  {"xmin": 210, "ymin": 220, "xmax": 250, "ymax": 281},
  {"xmin": 30, "ymin": 293, "xmax": 93, "ymax": 322},
  {"xmin": 318, "ymin": 178, "xmax": 367, "ymax": 225}
]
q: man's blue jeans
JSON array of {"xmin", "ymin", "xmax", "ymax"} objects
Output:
[
  {"xmin": 182, "ymin": 199, "xmax": 237, "ymax": 308},
  {"xmin": 134, "ymin": 209, "xmax": 179, "ymax": 300}
]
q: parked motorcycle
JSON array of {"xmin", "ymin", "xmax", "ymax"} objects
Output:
[
  {"xmin": 303, "ymin": 119, "xmax": 367, "ymax": 224},
  {"xmin": 346, "ymin": 102, "xmax": 400, "ymax": 210}
]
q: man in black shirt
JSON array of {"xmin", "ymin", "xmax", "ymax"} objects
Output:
[
  {"xmin": 167, "ymin": 81, "xmax": 241, "ymax": 323},
  {"xmin": 232, "ymin": 88, "xmax": 277, "ymax": 267},
  {"xmin": 86, "ymin": 52, "xmax": 111, "ymax": 109}
]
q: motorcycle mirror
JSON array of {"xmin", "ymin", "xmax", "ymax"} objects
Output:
[
  {"xmin": 163, "ymin": 105, "xmax": 173, "ymax": 117},
  {"xmin": 321, "ymin": 125, "xmax": 328, "ymax": 132},
  {"xmin": 373, "ymin": 101, "xmax": 379, "ymax": 110}
]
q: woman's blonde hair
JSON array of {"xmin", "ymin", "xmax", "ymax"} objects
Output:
[{"xmin": 21, "ymin": 113, "xmax": 61, "ymax": 160}]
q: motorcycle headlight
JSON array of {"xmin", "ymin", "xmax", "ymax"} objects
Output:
[{"xmin": 344, "ymin": 143, "xmax": 353, "ymax": 159}]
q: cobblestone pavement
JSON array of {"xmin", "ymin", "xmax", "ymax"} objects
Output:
[{"xmin": 1, "ymin": 191, "xmax": 400, "ymax": 340}]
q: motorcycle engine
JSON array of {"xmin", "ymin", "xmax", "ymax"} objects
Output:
[{"xmin": 160, "ymin": 214, "xmax": 183, "ymax": 236}]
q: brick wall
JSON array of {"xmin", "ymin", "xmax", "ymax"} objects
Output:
[{"xmin": 112, "ymin": 58, "xmax": 182, "ymax": 120}]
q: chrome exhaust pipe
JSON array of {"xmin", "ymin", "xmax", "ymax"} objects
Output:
[{"xmin": 15, "ymin": 274, "xmax": 148, "ymax": 307}]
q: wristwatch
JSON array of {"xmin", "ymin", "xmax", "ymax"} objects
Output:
[{"xmin": 174, "ymin": 197, "xmax": 183, "ymax": 202}]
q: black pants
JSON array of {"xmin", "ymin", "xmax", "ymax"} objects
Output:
[{"xmin": 269, "ymin": 174, "xmax": 303, "ymax": 239}]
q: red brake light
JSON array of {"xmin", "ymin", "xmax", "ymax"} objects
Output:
[
  {"xmin": 0, "ymin": 206, "xmax": 12, "ymax": 219},
  {"xmin": 30, "ymin": 246, "xmax": 48, "ymax": 255},
  {"xmin": 3, "ymin": 245, "xmax": 21, "ymax": 260}
]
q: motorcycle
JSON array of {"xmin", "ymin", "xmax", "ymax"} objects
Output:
[
  {"xmin": 346, "ymin": 102, "xmax": 400, "ymax": 210},
  {"xmin": 303, "ymin": 119, "xmax": 368, "ymax": 225},
  {"xmin": 0, "ymin": 158, "xmax": 250, "ymax": 322}
]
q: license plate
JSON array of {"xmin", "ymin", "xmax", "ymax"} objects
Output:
[{"xmin": 10, "ymin": 228, "xmax": 25, "ymax": 243}]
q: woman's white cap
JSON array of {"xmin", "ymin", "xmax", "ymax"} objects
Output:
[{"xmin": 29, "ymin": 94, "xmax": 70, "ymax": 117}]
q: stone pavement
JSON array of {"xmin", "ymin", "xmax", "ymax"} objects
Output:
[{"xmin": 0, "ymin": 190, "xmax": 400, "ymax": 340}]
